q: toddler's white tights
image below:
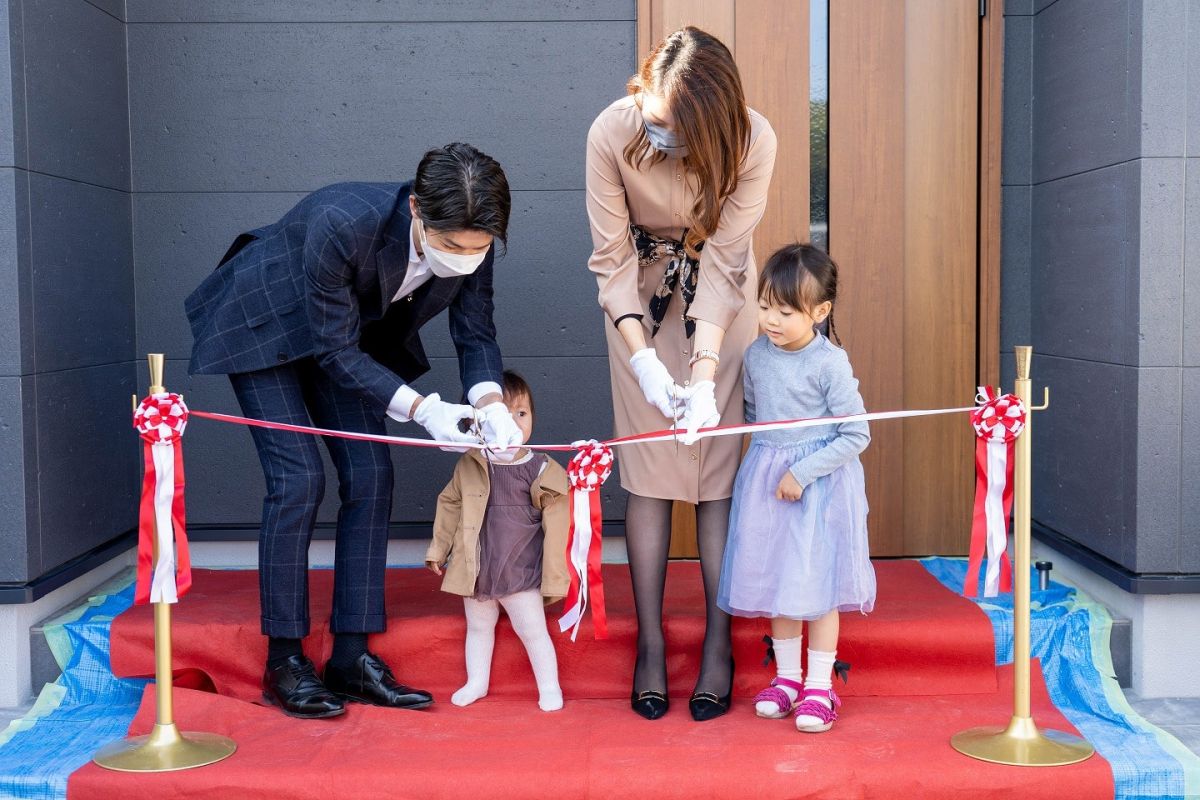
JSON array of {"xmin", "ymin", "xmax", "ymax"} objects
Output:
[{"xmin": 452, "ymin": 589, "xmax": 563, "ymax": 711}]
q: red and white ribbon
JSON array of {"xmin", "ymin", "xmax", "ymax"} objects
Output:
[
  {"xmin": 133, "ymin": 393, "xmax": 193, "ymax": 605},
  {"xmin": 190, "ymin": 403, "xmax": 978, "ymax": 453},
  {"xmin": 964, "ymin": 386, "xmax": 1026, "ymax": 598},
  {"xmin": 559, "ymin": 441, "xmax": 614, "ymax": 641}
]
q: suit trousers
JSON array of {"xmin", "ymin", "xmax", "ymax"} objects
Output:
[{"xmin": 229, "ymin": 359, "xmax": 393, "ymax": 638}]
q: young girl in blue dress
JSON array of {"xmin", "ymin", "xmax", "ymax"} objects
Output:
[{"xmin": 718, "ymin": 243, "xmax": 875, "ymax": 733}]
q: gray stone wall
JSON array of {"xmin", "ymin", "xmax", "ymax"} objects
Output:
[
  {"xmin": 0, "ymin": 0, "xmax": 138, "ymax": 584},
  {"xmin": 1002, "ymin": 0, "xmax": 1198, "ymax": 576}
]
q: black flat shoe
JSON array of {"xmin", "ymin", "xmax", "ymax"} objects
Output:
[
  {"xmin": 323, "ymin": 652, "xmax": 433, "ymax": 710},
  {"xmin": 631, "ymin": 689, "xmax": 669, "ymax": 720},
  {"xmin": 689, "ymin": 658, "xmax": 734, "ymax": 722},
  {"xmin": 262, "ymin": 655, "xmax": 346, "ymax": 719}
]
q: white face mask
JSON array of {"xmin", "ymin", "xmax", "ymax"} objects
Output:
[{"xmin": 416, "ymin": 219, "xmax": 489, "ymax": 278}]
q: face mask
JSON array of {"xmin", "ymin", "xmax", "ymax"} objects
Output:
[
  {"xmin": 644, "ymin": 119, "xmax": 688, "ymax": 159},
  {"xmin": 416, "ymin": 219, "xmax": 489, "ymax": 278}
]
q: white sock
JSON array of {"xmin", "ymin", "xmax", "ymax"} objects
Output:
[
  {"xmin": 801, "ymin": 648, "xmax": 837, "ymax": 711},
  {"xmin": 500, "ymin": 590, "xmax": 563, "ymax": 711},
  {"xmin": 801, "ymin": 652, "xmax": 840, "ymax": 719},
  {"xmin": 452, "ymin": 597, "xmax": 499, "ymax": 707},
  {"xmin": 756, "ymin": 634, "xmax": 802, "ymax": 716},
  {"xmin": 795, "ymin": 649, "xmax": 838, "ymax": 731}
]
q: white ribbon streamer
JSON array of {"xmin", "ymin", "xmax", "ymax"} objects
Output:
[
  {"xmin": 983, "ymin": 440, "xmax": 1008, "ymax": 597},
  {"xmin": 558, "ymin": 490, "xmax": 595, "ymax": 641},
  {"xmin": 150, "ymin": 442, "xmax": 178, "ymax": 604}
]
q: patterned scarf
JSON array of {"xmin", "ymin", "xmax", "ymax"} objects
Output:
[{"xmin": 630, "ymin": 224, "xmax": 704, "ymax": 339}]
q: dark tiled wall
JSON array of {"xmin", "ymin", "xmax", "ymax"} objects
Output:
[
  {"xmin": 0, "ymin": 1, "xmax": 638, "ymax": 583},
  {"xmin": 1002, "ymin": 0, "xmax": 1198, "ymax": 574},
  {"xmin": 0, "ymin": 0, "xmax": 137, "ymax": 584},
  {"xmin": 124, "ymin": 3, "xmax": 635, "ymax": 527}
]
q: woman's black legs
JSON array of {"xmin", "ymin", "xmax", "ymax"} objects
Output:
[
  {"xmin": 625, "ymin": 493, "xmax": 673, "ymax": 715},
  {"xmin": 625, "ymin": 493, "xmax": 734, "ymax": 719},
  {"xmin": 692, "ymin": 497, "xmax": 733, "ymax": 716}
]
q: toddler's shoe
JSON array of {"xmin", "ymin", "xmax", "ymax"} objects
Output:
[
  {"xmin": 793, "ymin": 687, "xmax": 840, "ymax": 733},
  {"xmin": 752, "ymin": 677, "xmax": 803, "ymax": 719}
]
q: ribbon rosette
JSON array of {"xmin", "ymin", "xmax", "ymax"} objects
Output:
[
  {"xmin": 558, "ymin": 440, "xmax": 614, "ymax": 641},
  {"xmin": 963, "ymin": 386, "xmax": 1027, "ymax": 597},
  {"xmin": 133, "ymin": 393, "xmax": 193, "ymax": 605}
]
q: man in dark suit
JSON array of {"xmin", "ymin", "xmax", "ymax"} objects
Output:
[{"xmin": 185, "ymin": 143, "xmax": 523, "ymax": 719}]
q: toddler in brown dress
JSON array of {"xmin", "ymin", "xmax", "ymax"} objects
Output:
[{"xmin": 425, "ymin": 371, "xmax": 570, "ymax": 711}]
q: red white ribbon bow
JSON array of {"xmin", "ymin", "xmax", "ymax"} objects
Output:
[
  {"xmin": 558, "ymin": 440, "xmax": 614, "ymax": 641},
  {"xmin": 964, "ymin": 386, "xmax": 1027, "ymax": 597},
  {"xmin": 133, "ymin": 393, "xmax": 193, "ymax": 605}
]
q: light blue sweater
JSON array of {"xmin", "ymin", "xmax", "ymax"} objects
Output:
[{"xmin": 743, "ymin": 333, "xmax": 870, "ymax": 486}]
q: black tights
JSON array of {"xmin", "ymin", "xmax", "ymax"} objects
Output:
[{"xmin": 626, "ymin": 493, "xmax": 733, "ymax": 697}]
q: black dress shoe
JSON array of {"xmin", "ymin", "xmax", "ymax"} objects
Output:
[
  {"xmin": 262, "ymin": 655, "xmax": 346, "ymax": 719},
  {"xmin": 322, "ymin": 652, "xmax": 433, "ymax": 710},
  {"xmin": 630, "ymin": 689, "xmax": 669, "ymax": 720},
  {"xmin": 689, "ymin": 658, "xmax": 734, "ymax": 722}
]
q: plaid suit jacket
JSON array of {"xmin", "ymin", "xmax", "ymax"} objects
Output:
[{"xmin": 185, "ymin": 182, "xmax": 503, "ymax": 412}]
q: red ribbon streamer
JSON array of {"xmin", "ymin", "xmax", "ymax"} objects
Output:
[
  {"xmin": 963, "ymin": 387, "xmax": 1025, "ymax": 597},
  {"xmin": 584, "ymin": 489, "xmax": 607, "ymax": 639},
  {"xmin": 964, "ymin": 439, "xmax": 1014, "ymax": 597},
  {"xmin": 133, "ymin": 393, "xmax": 193, "ymax": 605}
]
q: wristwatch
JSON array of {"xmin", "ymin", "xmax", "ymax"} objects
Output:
[{"xmin": 688, "ymin": 349, "xmax": 720, "ymax": 368}]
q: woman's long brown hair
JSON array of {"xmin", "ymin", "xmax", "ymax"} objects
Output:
[{"xmin": 624, "ymin": 26, "xmax": 750, "ymax": 258}]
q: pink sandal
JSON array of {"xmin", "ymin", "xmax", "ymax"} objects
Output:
[
  {"xmin": 793, "ymin": 687, "xmax": 841, "ymax": 732},
  {"xmin": 752, "ymin": 677, "xmax": 804, "ymax": 719}
]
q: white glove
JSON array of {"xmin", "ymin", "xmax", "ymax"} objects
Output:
[
  {"xmin": 478, "ymin": 401, "xmax": 524, "ymax": 451},
  {"xmin": 675, "ymin": 380, "xmax": 720, "ymax": 446},
  {"xmin": 412, "ymin": 393, "xmax": 478, "ymax": 453},
  {"xmin": 629, "ymin": 348, "xmax": 683, "ymax": 419}
]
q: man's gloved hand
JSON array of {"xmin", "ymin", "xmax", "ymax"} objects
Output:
[
  {"xmin": 629, "ymin": 348, "xmax": 683, "ymax": 419},
  {"xmin": 412, "ymin": 393, "xmax": 478, "ymax": 453},
  {"xmin": 477, "ymin": 401, "xmax": 524, "ymax": 451}
]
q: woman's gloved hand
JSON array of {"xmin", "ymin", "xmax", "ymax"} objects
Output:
[
  {"xmin": 629, "ymin": 348, "xmax": 684, "ymax": 419},
  {"xmin": 675, "ymin": 380, "xmax": 720, "ymax": 445}
]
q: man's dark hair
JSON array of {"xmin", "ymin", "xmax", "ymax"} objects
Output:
[{"xmin": 413, "ymin": 142, "xmax": 511, "ymax": 247}]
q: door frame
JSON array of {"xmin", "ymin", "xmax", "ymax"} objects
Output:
[{"xmin": 631, "ymin": 0, "xmax": 1004, "ymax": 557}]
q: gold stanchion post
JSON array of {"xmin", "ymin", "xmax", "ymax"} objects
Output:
[
  {"xmin": 951, "ymin": 346, "xmax": 1094, "ymax": 766},
  {"xmin": 93, "ymin": 354, "xmax": 237, "ymax": 772}
]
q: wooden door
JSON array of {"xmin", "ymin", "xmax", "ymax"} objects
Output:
[{"xmin": 636, "ymin": 0, "xmax": 1002, "ymax": 557}]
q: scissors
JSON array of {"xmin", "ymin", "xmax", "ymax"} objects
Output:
[{"xmin": 458, "ymin": 410, "xmax": 489, "ymax": 452}]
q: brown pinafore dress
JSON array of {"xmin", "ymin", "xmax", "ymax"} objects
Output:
[{"xmin": 473, "ymin": 454, "xmax": 548, "ymax": 601}]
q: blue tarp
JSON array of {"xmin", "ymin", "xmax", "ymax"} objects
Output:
[
  {"xmin": 922, "ymin": 558, "xmax": 1200, "ymax": 800},
  {"xmin": 0, "ymin": 582, "xmax": 143, "ymax": 800}
]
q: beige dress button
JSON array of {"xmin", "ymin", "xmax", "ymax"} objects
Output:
[{"xmin": 689, "ymin": 453, "xmax": 699, "ymax": 462}]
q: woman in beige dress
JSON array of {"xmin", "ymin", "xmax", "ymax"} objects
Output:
[{"xmin": 586, "ymin": 26, "xmax": 777, "ymax": 721}]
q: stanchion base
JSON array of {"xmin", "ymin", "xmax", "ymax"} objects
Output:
[
  {"xmin": 951, "ymin": 717, "xmax": 1094, "ymax": 766},
  {"xmin": 93, "ymin": 723, "xmax": 236, "ymax": 772}
]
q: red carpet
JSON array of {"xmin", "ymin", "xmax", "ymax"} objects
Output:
[
  {"xmin": 69, "ymin": 664, "xmax": 1111, "ymax": 800},
  {"xmin": 109, "ymin": 561, "xmax": 998, "ymax": 701},
  {"xmin": 80, "ymin": 562, "xmax": 1114, "ymax": 798}
]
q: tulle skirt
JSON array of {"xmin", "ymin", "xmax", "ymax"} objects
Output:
[{"xmin": 718, "ymin": 438, "xmax": 875, "ymax": 620}]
